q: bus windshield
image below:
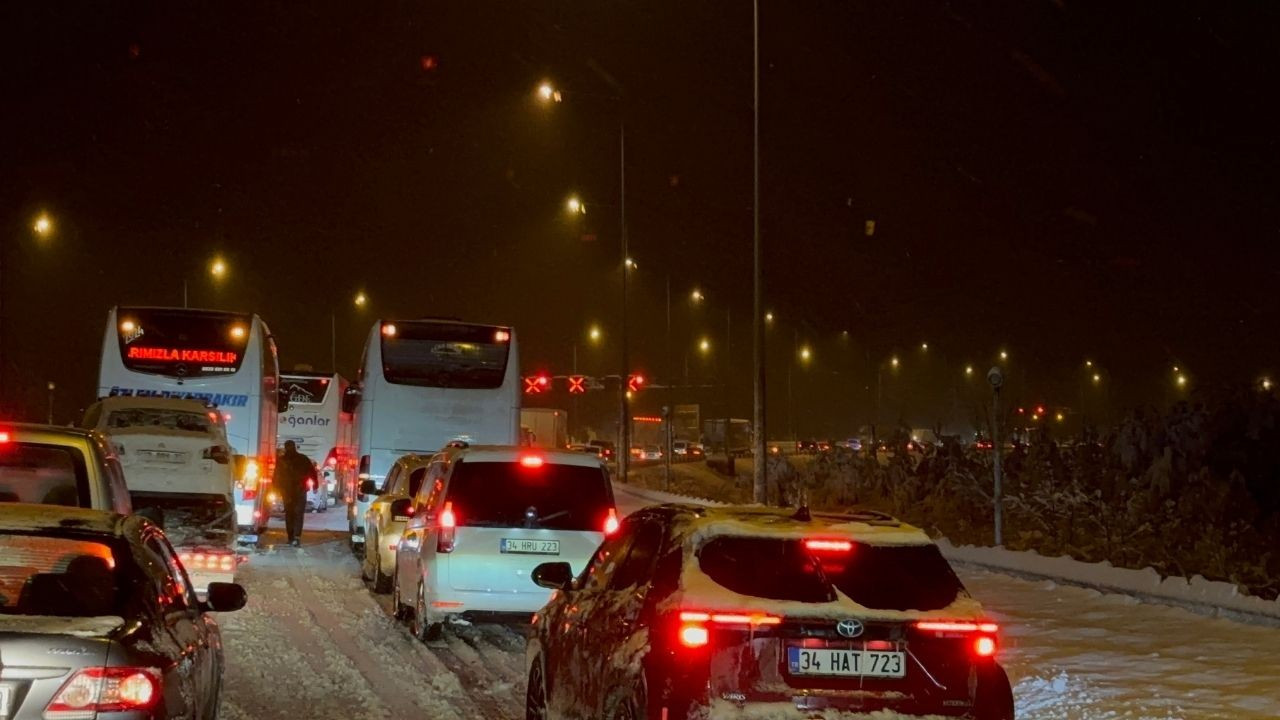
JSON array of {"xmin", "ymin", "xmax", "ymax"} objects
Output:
[
  {"xmin": 380, "ymin": 322, "xmax": 511, "ymax": 389},
  {"xmin": 281, "ymin": 375, "xmax": 332, "ymax": 404},
  {"xmin": 117, "ymin": 308, "xmax": 251, "ymax": 379}
]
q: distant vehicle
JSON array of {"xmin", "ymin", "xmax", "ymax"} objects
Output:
[
  {"xmin": 393, "ymin": 446, "xmax": 615, "ymax": 641},
  {"xmin": 361, "ymin": 453, "xmax": 432, "ymax": 593},
  {"xmin": 520, "ymin": 408, "xmax": 568, "ymax": 449},
  {"xmin": 0, "ymin": 423, "xmax": 132, "ymax": 514},
  {"xmin": 640, "ymin": 444, "xmax": 663, "ymax": 461},
  {"xmin": 836, "ymin": 438, "xmax": 863, "ymax": 452},
  {"xmin": 279, "ymin": 371, "xmax": 354, "ymax": 508},
  {"xmin": 796, "ymin": 439, "xmax": 819, "ymax": 454},
  {"xmin": 817, "ymin": 440, "xmax": 832, "ymax": 452},
  {"xmin": 97, "ymin": 306, "xmax": 285, "ymax": 539},
  {"xmin": 0, "ymin": 503, "xmax": 246, "ymax": 719},
  {"xmin": 570, "ymin": 444, "xmax": 605, "ymax": 459},
  {"xmin": 526, "ymin": 504, "xmax": 1014, "ymax": 720},
  {"xmin": 703, "ymin": 418, "xmax": 751, "ymax": 457},
  {"xmin": 343, "ymin": 319, "xmax": 520, "ymax": 549},
  {"xmin": 974, "ymin": 437, "xmax": 994, "ymax": 451},
  {"xmin": 587, "ymin": 439, "xmax": 616, "ymax": 461},
  {"xmin": 82, "ymin": 397, "xmax": 241, "ymax": 594}
]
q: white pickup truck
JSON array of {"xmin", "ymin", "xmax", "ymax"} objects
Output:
[{"xmin": 82, "ymin": 396, "xmax": 244, "ymax": 594}]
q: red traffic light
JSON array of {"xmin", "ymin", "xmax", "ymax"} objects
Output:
[
  {"xmin": 568, "ymin": 375, "xmax": 586, "ymax": 394},
  {"xmin": 524, "ymin": 375, "xmax": 550, "ymax": 394},
  {"xmin": 627, "ymin": 374, "xmax": 646, "ymax": 393}
]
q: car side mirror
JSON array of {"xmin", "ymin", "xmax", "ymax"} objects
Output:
[
  {"xmin": 359, "ymin": 480, "xmax": 379, "ymax": 497},
  {"xmin": 341, "ymin": 386, "xmax": 362, "ymax": 414},
  {"xmin": 203, "ymin": 582, "xmax": 248, "ymax": 613},
  {"xmin": 276, "ymin": 389, "xmax": 291, "ymax": 414},
  {"xmin": 532, "ymin": 561, "xmax": 574, "ymax": 592},
  {"xmin": 390, "ymin": 497, "xmax": 414, "ymax": 521}
]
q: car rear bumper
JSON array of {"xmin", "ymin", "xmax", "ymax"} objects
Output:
[
  {"xmin": 702, "ymin": 697, "xmax": 973, "ymax": 719},
  {"xmin": 429, "ymin": 587, "xmax": 553, "ymax": 616}
]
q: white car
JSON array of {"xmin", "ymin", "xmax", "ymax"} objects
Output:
[
  {"xmin": 393, "ymin": 445, "xmax": 617, "ymax": 641},
  {"xmin": 361, "ymin": 453, "xmax": 433, "ymax": 593}
]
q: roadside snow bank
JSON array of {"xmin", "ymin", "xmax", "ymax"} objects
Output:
[{"xmin": 938, "ymin": 539, "xmax": 1280, "ymax": 625}]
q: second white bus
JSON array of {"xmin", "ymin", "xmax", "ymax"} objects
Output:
[
  {"xmin": 343, "ymin": 319, "xmax": 520, "ymax": 546},
  {"xmin": 279, "ymin": 371, "xmax": 355, "ymax": 508}
]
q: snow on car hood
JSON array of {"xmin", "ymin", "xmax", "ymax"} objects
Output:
[
  {"xmin": 0, "ymin": 615, "xmax": 125, "ymax": 638},
  {"xmin": 0, "ymin": 504, "xmax": 119, "ymax": 534}
]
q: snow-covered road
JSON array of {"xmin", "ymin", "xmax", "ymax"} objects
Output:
[{"xmin": 216, "ymin": 494, "xmax": 1280, "ymax": 719}]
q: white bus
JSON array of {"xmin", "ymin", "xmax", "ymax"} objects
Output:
[
  {"xmin": 279, "ymin": 371, "xmax": 355, "ymax": 508},
  {"xmin": 97, "ymin": 306, "xmax": 284, "ymax": 537},
  {"xmin": 343, "ymin": 319, "xmax": 520, "ymax": 545}
]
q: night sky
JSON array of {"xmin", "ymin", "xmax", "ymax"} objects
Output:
[{"xmin": 4, "ymin": 1, "xmax": 1280, "ymax": 434}]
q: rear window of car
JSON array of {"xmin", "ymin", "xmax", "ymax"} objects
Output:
[
  {"xmin": 106, "ymin": 408, "xmax": 214, "ymax": 434},
  {"xmin": 444, "ymin": 460, "xmax": 613, "ymax": 531},
  {"xmin": 697, "ymin": 537, "xmax": 837, "ymax": 603},
  {"xmin": 0, "ymin": 443, "xmax": 91, "ymax": 507},
  {"xmin": 829, "ymin": 543, "xmax": 965, "ymax": 611},
  {"xmin": 0, "ymin": 534, "xmax": 124, "ymax": 616},
  {"xmin": 697, "ymin": 536, "xmax": 965, "ymax": 610}
]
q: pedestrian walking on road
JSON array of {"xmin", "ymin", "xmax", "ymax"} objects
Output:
[{"xmin": 276, "ymin": 440, "xmax": 315, "ymax": 547}]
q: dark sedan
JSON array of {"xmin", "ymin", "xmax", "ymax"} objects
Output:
[
  {"xmin": 0, "ymin": 504, "xmax": 246, "ymax": 719},
  {"xmin": 526, "ymin": 504, "xmax": 1014, "ymax": 720}
]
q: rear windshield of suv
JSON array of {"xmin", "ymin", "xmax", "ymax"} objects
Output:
[
  {"xmin": 0, "ymin": 534, "xmax": 124, "ymax": 616},
  {"xmin": 0, "ymin": 443, "xmax": 91, "ymax": 507},
  {"xmin": 697, "ymin": 536, "xmax": 964, "ymax": 610},
  {"xmin": 445, "ymin": 460, "xmax": 612, "ymax": 531}
]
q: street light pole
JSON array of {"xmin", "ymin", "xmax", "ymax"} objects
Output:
[
  {"xmin": 751, "ymin": 0, "xmax": 768, "ymax": 503},
  {"xmin": 618, "ymin": 118, "xmax": 631, "ymax": 484}
]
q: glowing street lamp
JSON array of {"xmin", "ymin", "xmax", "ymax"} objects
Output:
[
  {"xmin": 699, "ymin": 338, "xmax": 711, "ymax": 354},
  {"xmin": 354, "ymin": 291, "xmax": 368, "ymax": 308},
  {"xmin": 537, "ymin": 82, "xmax": 562, "ymax": 103},
  {"xmin": 764, "ymin": 311, "xmax": 774, "ymax": 324},
  {"xmin": 1092, "ymin": 373, "xmax": 1102, "ymax": 384},
  {"xmin": 625, "ymin": 257, "xmax": 637, "ymax": 270},
  {"xmin": 999, "ymin": 350, "xmax": 1009, "ymax": 361},
  {"xmin": 1176, "ymin": 373, "xmax": 1188, "ymax": 388},
  {"xmin": 588, "ymin": 325, "xmax": 602, "ymax": 343},
  {"xmin": 965, "ymin": 365, "xmax": 974, "ymax": 376},
  {"xmin": 1085, "ymin": 359, "xmax": 1093, "ymax": 368},
  {"xmin": 210, "ymin": 257, "xmax": 227, "ymax": 280},
  {"xmin": 920, "ymin": 342, "xmax": 929, "ymax": 352},
  {"xmin": 799, "ymin": 346, "xmax": 812, "ymax": 363},
  {"xmin": 566, "ymin": 196, "xmax": 585, "ymax": 215},
  {"xmin": 32, "ymin": 213, "xmax": 53, "ymax": 237},
  {"xmin": 691, "ymin": 288, "xmax": 704, "ymax": 303},
  {"xmin": 1263, "ymin": 378, "xmax": 1274, "ymax": 392},
  {"xmin": 890, "ymin": 356, "xmax": 900, "ymax": 369}
]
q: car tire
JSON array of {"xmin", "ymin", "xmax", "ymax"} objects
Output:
[
  {"xmin": 370, "ymin": 542, "xmax": 393, "ymax": 594},
  {"xmin": 391, "ymin": 570, "xmax": 410, "ymax": 621},
  {"xmin": 974, "ymin": 664, "xmax": 1015, "ymax": 720},
  {"xmin": 359, "ymin": 535, "xmax": 373, "ymax": 582},
  {"xmin": 525, "ymin": 657, "xmax": 549, "ymax": 720},
  {"xmin": 411, "ymin": 580, "xmax": 443, "ymax": 642}
]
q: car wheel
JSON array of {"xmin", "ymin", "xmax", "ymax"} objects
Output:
[
  {"xmin": 411, "ymin": 580, "xmax": 442, "ymax": 642},
  {"xmin": 391, "ymin": 570, "xmax": 409, "ymax": 621},
  {"xmin": 526, "ymin": 657, "xmax": 549, "ymax": 720},
  {"xmin": 974, "ymin": 664, "xmax": 1015, "ymax": 720},
  {"xmin": 371, "ymin": 543, "xmax": 393, "ymax": 594}
]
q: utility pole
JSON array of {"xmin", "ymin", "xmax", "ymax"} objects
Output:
[
  {"xmin": 330, "ymin": 313, "xmax": 337, "ymax": 372},
  {"xmin": 618, "ymin": 118, "xmax": 631, "ymax": 484},
  {"xmin": 751, "ymin": 0, "xmax": 768, "ymax": 503},
  {"xmin": 46, "ymin": 381, "xmax": 56, "ymax": 424},
  {"xmin": 664, "ymin": 275, "xmax": 673, "ymax": 489},
  {"xmin": 988, "ymin": 366, "xmax": 1005, "ymax": 546}
]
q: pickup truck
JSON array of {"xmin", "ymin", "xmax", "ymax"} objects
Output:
[{"xmin": 82, "ymin": 396, "xmax": 244, "ymax": 594}]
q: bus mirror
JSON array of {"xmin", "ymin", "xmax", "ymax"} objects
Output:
[
  {"xmin": 276, "ymin": 388, "xmax": 291, "ymax": 414},
  {"xmin": 342, "ymin": 385, "xmax": 362, "ymax": 414}
]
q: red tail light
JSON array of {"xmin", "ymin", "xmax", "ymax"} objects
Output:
[
  {"xmin": 603, "ymin": 508, "xmax": 620, "ymax": 535},
  {"xmin": 915, "ymin": 620, "xmax": 1000, "ymax": 658},
  {"xmin": 179, "ymin": 549, "xmax": 237, "ymax": 572},
  {"xmin": 0, "ymin": 431, "xmax": 11, "ymax": 443},
  {"xmin": 45, "ymin": 666, "xmax": 161, "ymax": 715},
  {"xmin": 438, "ymin": 501, "xmax": 457, "ymax": 553},
  {"xmin": 520, "ymin": 454, "xmax": 545, "ymax": 468},
  {"xmin": 677, "ymin": 609, "xmax": 781, "ymax": 649},
  {"xmin": 306, "ymin": 479, "xmax": 315, "ymax": 492}
]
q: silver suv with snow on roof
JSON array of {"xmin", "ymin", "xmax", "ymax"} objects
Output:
[{"xmin": 526, "ymin": 504, "xmax": 1014, "ymax": 720}]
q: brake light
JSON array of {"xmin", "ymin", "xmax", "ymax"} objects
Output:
[
  {"xmin": 179, "ymin": 550, "xmax": 237, "ymax": 572},
  {"xmin": 45, "ymin": 666, "xmax": 161, "ymax": 716},
  {"xmin": 679, "ymin": 625, "xmax": 709, "ymax": 648},
  {"xmin": 494, "ymin": 329, "xmax": 511, "ymax": 343},
  {"xmin": 603, "ymin": 508, "xmax": 620, "ymax": 535},
  {"xmin": 0, "ymin": 431, "xmax": 9, "ymax": 443},
  {"xmin": 520, "ymin": 455, "xmax": 545, "ymax": 468},
  {"xmin": 804, "ymin": 539, "xmax": 853, "ymax": 552},
  {"xmin": 915, "ymin": 621, "xmax": 999, "ymax": 633},
  {"xmin": 306, "ymin": 479, "xmax": 315, "ymax": 492},
  {"xmin": 974, "ymin": 636, "xmax": 997, "ymax": 657},
  {"xmin": 438, "ymin": 501, "xmax": 457, "ymax": 553}
]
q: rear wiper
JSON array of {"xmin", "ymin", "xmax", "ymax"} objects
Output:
[{"xmin": 536, "ymin": 510, "xmax": 569, "ymax": 525}]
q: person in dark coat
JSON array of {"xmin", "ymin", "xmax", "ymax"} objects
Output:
[{"xmin": 276, "ymin": 440, "xmax": 315, "ymax": 547}]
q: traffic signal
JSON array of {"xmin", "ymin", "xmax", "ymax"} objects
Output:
[
  {"xmin": 523, "ymin": 374, "xmax": 550, "ymax": 394},
  {"xmin": 567, "ymin": 375, "xmax": 586, "ymax": 394},
  {"xmin": 627, "ymin": 374, "xmax": 646, "ymax": 393}
]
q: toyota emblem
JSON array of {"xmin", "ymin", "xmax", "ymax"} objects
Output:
[{"xmin": 835, "ymin": 619, "xmax": 864, "ymax": 638}]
